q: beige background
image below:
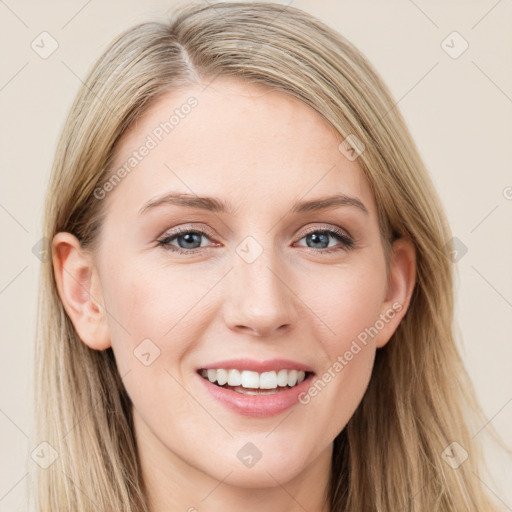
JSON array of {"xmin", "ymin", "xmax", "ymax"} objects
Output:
[{"xmin": 1, "ymin": 0, "xmax": 511, "ymax": 510}]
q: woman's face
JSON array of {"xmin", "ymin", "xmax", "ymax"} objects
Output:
[{"xmin": 54, "ymin": 77, "xmax": 415, "ymax": 495}]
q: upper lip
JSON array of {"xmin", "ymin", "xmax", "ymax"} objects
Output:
[{"xmin": 197, "ymin": 358, "xmax": 315, "ymax": 374}]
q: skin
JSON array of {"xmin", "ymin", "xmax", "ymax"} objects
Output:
[{"xmin": 53, "ymin": 77, "xmax": 416, "ymax": 512}]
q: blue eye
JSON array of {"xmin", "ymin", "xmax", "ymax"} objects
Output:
[
  {"xmin": 296, "ymin": 228, "xmax": 354, "ymax": 252},
  {"xmin": 157, "ymin": 228, "xmax": 214, "ymax": 254},
  {"xmin": 156, "ymin": 226, "xmax": 354, "ymax": 255}
]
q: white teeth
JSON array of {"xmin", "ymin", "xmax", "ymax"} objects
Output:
[
  {"xmin": 199, "ymin": 368, "xmax": 310, "ymax": 390},
  {"xmin": 240, "ymin": 371, "xmax": 259, "ymax": 388},
  {"xmin": 229, "ymin": 386, "xmax": 280, "ymax": 395},
  {"xmin": 227, "ymin": 369, "xmax": 241, "ymax": 386},
  {"xmin": 259, "ymin": 371, "xmax": 277, "ymax": 389},
  {"xmin": 287, "ymin": 369, "xmax": 298, "ymax": 386},
  {"xmin": 216, "ymin": 369, "xmax": 228, "ymax": 386},
  {"xmin": 276, "ymin": 369, "xmax": 288, "ymax": 387}
]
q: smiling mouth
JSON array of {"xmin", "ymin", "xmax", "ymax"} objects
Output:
[{"xmin": 197, "ymin": 368, "xmax": 314, "ymax": 395}]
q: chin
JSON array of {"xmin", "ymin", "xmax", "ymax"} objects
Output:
[
  {"xmin": 216, "ymin": 463, "xmax": 304, "ymax": 489},
  {"xmin": 199, "ymin": 446, "xmax": 309, "ymax": 489}
]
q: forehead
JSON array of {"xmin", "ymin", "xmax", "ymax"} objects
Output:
[{"xmin": 106, "ymin": 77, "xmax": 375, "ymax": 219}]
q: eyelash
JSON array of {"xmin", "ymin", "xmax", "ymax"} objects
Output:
[{"xmin": 156, "ymin": 225, "xmax": 355, "ymax": 255}]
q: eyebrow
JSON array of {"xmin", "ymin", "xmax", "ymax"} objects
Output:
[{"xmin": 138, "ymin": 192, "xmax": 368, "ymax": 216}]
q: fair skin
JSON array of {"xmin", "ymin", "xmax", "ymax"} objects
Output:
[{"xmin": 52, "ymin": 77, "xmax": 416, "ymax": 512}]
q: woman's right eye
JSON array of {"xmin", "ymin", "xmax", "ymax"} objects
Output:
[{"xmin": 157, "ymin": 229, "xmax": 215, "ymax": 254}]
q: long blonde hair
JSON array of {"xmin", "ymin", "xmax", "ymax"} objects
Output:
[{"xmin": 32, "ymin": 2, "xmax": 507, "ymax": 510}]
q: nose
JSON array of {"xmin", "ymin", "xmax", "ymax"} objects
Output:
[{"xmin": 223, "ymin": 244, "xmax": 298, "ymax": 338}]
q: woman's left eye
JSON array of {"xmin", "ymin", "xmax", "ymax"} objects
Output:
[
  {"xmin": 156, "ymin": 227, "xmax": 354, "ymax": 255},
  {"xmin": 295, "ymin": 228, "xmax": 354, "ymax": 253}
]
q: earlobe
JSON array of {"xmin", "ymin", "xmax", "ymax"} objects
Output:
[
  {"xmin": 52, "ymin": 232, "xmax": 111, "ymax": 351},
  {"xmin": 376, "ymin": 236, "xmax": 417, "ymax": 349}
]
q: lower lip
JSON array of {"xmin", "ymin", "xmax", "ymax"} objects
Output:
[{"xmin": 197, "ymin": 371, "xmax": 315, "ymax": 418}]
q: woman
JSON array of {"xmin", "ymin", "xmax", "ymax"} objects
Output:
[{"xmin": 33, "ymin": 2, "xmax": 505, "ymax": 511}]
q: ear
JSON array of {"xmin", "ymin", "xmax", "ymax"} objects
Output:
[
  {"xmin": 375, "ymin": 236, "xmax": 417, "ymax": 349},
  {"xmin": 52, "ymin": 232, "xmax": 111, "ymax": 351}
]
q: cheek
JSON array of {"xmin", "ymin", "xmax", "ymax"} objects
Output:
[
  {"xmin": 101, "ymin": 254, "xmax": 199, "ymax": 335},
  {"xmin": 303, "ymin": 260, "xmax": 388, "ymax": 351},
  {"xmin": 99, "ymin": 256, "xmax": 221, "ymax": 382},
  {"xmin": 99, "ymin": 262, "xmax": 203, "ymax": 418},
  {"xmin": 295, "ymin": 260, "xmax": 386, "ymax": 423},
  {"xmin": 98, "ymin": 259, "xmax": 177, "ymax": 369}
]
